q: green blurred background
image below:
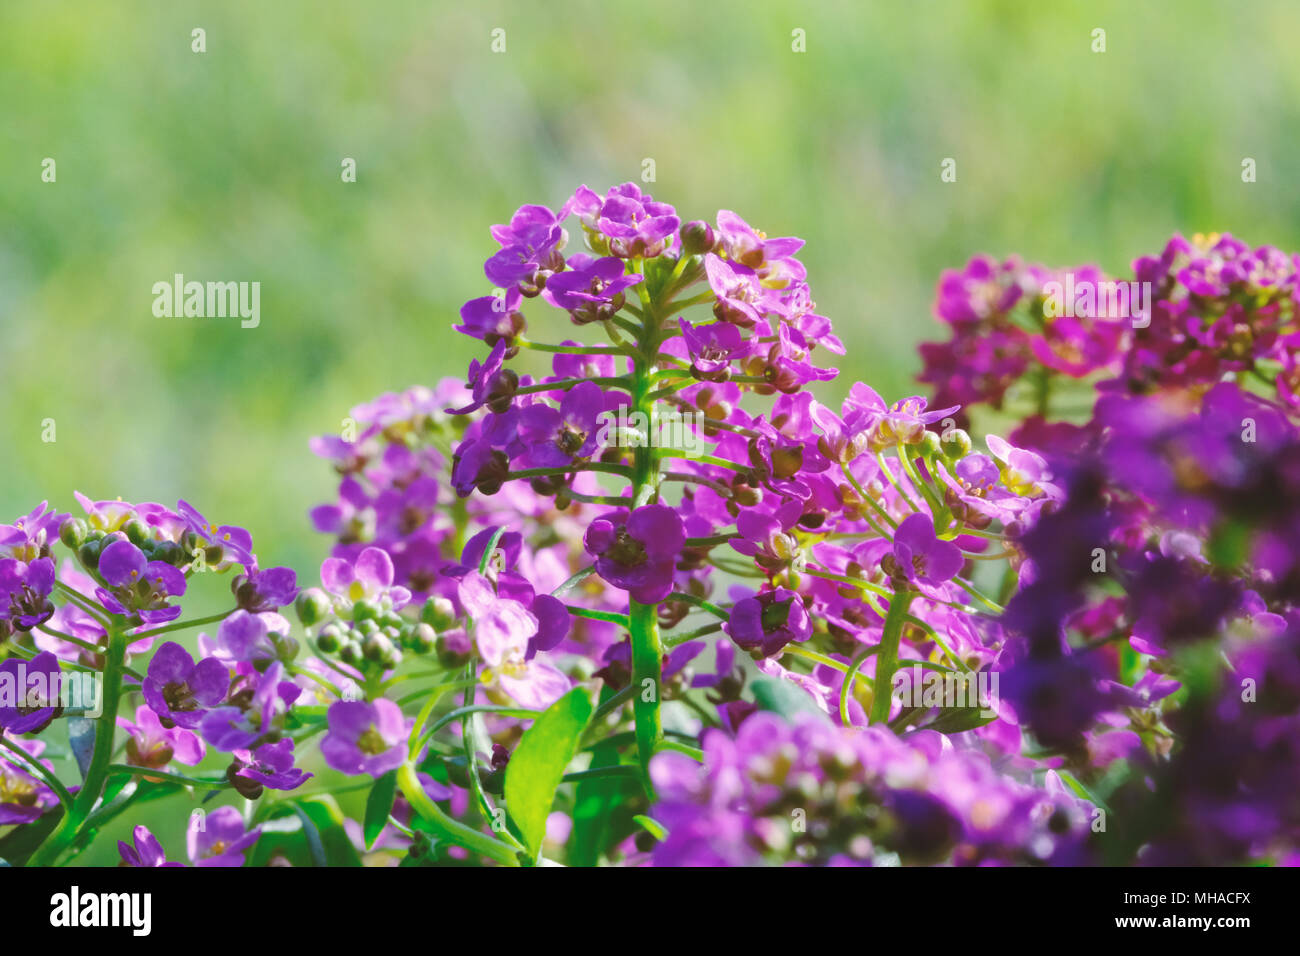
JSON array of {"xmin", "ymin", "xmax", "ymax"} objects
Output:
[{"xmin": 4, "ymin": 0, "xmax": 1300, "ymax": 860}]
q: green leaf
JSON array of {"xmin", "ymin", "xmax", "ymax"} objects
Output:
[
  {"xmin": 632, "ymin": 814, "xmax": 667, "ymax": 842},
  {"xmin": 568, "ymin": 737, "xmax": 643, "ymax": 867},
  {"xmin": 363, "ymin": 770, "xmax": 399, "ymax": 850},
  {"xmin": 916, "ymin": 706, "xmax": 999, "ymax": 735},
  {"xmin": 249, "ymin": 795, "xmax": 363, "ymax": 867},
  {"xmin": 505, "ymin": 687, "xmax": 593, "ymax": 860},
  {"xmin": 751, "ymin": 677, "xmax": 831, "ymax": 722}
]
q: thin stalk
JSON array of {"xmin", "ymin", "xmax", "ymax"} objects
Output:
[
  {"xmin": 28, "ymin": 625, "xmax": 128, "ymax": 866},
  {"xmin": 869, "ymin": 591, "xmax": 915, "ymax": 725}
]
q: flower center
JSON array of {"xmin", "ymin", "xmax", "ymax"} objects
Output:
[
  {"xmin": 163, "ymin": 680, "xmax": 198, "ymax": 713},
  {"xmin": 357, "ymin": 726, "xmax": 389, "ymax": 756},
  {"xmin": 607, "ymin": 528, "xmax": 647, "ymax": 567}
]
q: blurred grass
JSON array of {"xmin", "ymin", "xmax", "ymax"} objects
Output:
[{"xmin": 4, "ymin": 0, "xmax": 1300, "ymax": 862}]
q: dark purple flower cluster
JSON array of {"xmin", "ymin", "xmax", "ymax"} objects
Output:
[{"xmin": 649, "ymin": 713, "xmax": 1092, "ymax": 866}]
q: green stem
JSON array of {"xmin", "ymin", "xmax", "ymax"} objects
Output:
[
  {"xmin": 868, "ymin": 591, "xmax": 914, "ymax": 725},
  {"xmin": 629, "ymin": 257, "xmax": 667, "ymax": 781},
  {"xmin": 28, "ymin": 625, "xmax": 128, "ymax": 866},
  {"xmin": 396, "ymin": 761, "xmax": 520, "ymax": 866},
  {"xmin": 130, "ymin": 609, "xmax": 236, "ymax": 642},
  {"xmin": 629, "ymin": 599, "xmax": 663, "ymax": 777}
]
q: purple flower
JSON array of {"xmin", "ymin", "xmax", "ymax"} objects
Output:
[
  {"xmin": 679, "ymin": 318, "xmax": 747, "ymax": 382},
  {"xmin": 198, "ymin": 662, "xmax": 301, "ymax": 751},
  {"xmin": 456, "ymin": 571, "xmax": 571, "ymax": 709},
  {"xmin": 448, "ymin": 340, "xmax": 518, "ymax": 416},
  {"xmin": 95, "ymin": 539, "xmax": 188, "ymax": 624},
  {"xmin": 584, "ymin": 505, "xmax": 686, "ymax": 604},
  {"xmin": 176, "ymin": 499, "xmax": 254, "ymax": 567},
  {"xmin": 230, "ymin": 738, "xmax": 312, "ymax": 792},
  {"xmin": 890, "ymin": 513, "xmax": 963, "ymax": 589},
  {"xmin": 0, "ymin": 652, "xmax": 63, "ymax": 734},
  {"xmin": 842, "ymin": 384, "xmax": 959, "ymax": 449},
  {"xmin": 118, "ymin": 705, "xmax": 205, "ymax": 769},
  {"xmin": 142, "ymin": 642, "xmax": 230, "ymax": 730},
  {"xmin": 726, "ymin": 589, "xmax": 812, "ymax": 658},
  {"xmin": 580, "ymin": 183, "xmax": 679, "ymax": 258},
  {"xmin": 450, "ymin": 438, "xmax": 511, "ymax": 498},
  {"xmin": 0, "ymin": 734, "xmax": 60, "ymax": 823},
  {"xmin": 517, "ymin": 381, "xmax": 606, "ymax": 468},
  {"xmin": 118, "ymin": 825, "xmax": 184, "ymax": 867},
  {"xmin": 484, "ymin": 204, "xmax": 567, "ymax": 293},
  {"xmin": 457, "ymin": 286, "xmax": 525, "ymax": 354},
  {"xmin": 231, "ymin": 565, "xmax": 299, "ymax": 614},
  {"xmin": 321, "ymin": 698, "xmax": 409, "ymax": 777},
  {"xmin": 187, "ymin": 805, "xmax": 261, "ymax": 867},
  {"xmin": 0, "ymin": 502, "xmax": 66, "ymax": 561},
  {"xmin": 201, "ymin": 609, "xmax": 285, "ymax": 669},
  {"xmin": 320, "ymin": 547, "xmax": 411, "ymax": 610},
  {"xmin": 704, "ymin": 253, "xmax": 772, "ymax": 328},
  {"xmin": 0, "ymin": 555, "xmax": 56, "ymax": 634},
  {"xmin": 715, "ymin": 210, "xmax": 805, "ymax": 272},
  {"xmin": 542, "ymin": 254, "xmax": 642, "ymax": 324}
]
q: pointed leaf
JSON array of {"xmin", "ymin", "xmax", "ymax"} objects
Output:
[{"xmin": 504, "ymin": 687, "xmax": 593, "ymax": 859}]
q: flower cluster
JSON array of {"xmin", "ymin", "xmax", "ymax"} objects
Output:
[
  {"xmin": 649, "ymin": 713, "xmax": 1092, "ymax": 866},
  {"xmin": 3, "ymin": 190, "xmax": 1297, "ymax": 869}
]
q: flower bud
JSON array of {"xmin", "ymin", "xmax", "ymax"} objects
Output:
[
  {"xmin": 59, "ymin": 517, "xmax": 88, "ymax": 549},
  {"xmin": 352, "ymin": 599, "xmax": 380, "ymax": 622},
  {"xmin": 680, "ymin": 220, "xmax": 716, "ymax": 255},
  {"xmin": 420, "ymin": 596, "xmax": 457, "ymax": 631},
  {"xmin": 295, "ymin": 587, "xmax": 332, "ymax": 627},
  {"xmin": 940, "ymin": 428, "xmax": 972, "ymax": 459},
  {"xmin": 125, "ymin": 519, "xmax": 151, "ymax": 547},
  {"xmin": 316, "ymin": 623, "xmax": 342, "ymax": 654},
  {"xmin": 919, "ymin": 429, "xmax": 943, "ymax": 460},
  {"xmin": 408, "ymin": 622, "xmax": 436, "ymax": 654},
  {"xmin": 77, "ymin": 539, "xmax": 103, "ymax": 571}
]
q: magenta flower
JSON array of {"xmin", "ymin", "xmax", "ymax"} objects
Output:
[
  {"xmin": 715, "ymin": 210, "xmax": 804, "ymax": 271},
  {"xmin": 0, "ymin": 502, "xmax": 66, "ymax": 561},
  {"xmin": 119, "ymin": 704, "xmax": 205, "ymax": 769},
  {"xmin": 118, "ymin": 825, "xmax": 184, "ymax": 867},
  {"xmin": 484, "ymin": 203, "xmax": 567, "ymax": 292},
  {"xmin": 176, "ymin": 499, "xmax": 255, "ymax": 567},
  {"xmin": 457, "ymin": 286, "xmax": 525, "ymax": 354},
  {"xmin": 320, "ymin": 546, "xmax": 411, "ymax": 610},
  {"xmin": 230, "ymin": 738, "xmax": 312, "ymax": 792},
  {"xmin": 0, "ymin": 652, "xmax": 63, "ymax": 734},
  {"xmin": 142, "ymin": 642, "xmax": 230, "ymax": 730},
  {"xmin": 187, "ymin": 805, "xmax": 261, "ymax": 867},
  {"xmin": 726, "ymin": 589, "xmax": 812, "ymax": 658},
  {"xmin": 456, "ymin": 571, "xmax": 570, "ymax": 709},
  {"xmin": 680, "ymin": 318, "xmax": 747, "ymax": 381},
  {"xmin": 891, "ymin": 513, "xmax": 963, "ymax": 588},
  {"xmin": 198, "ymin": 662, "xmax": 301, "ymax": 751},
  {"xmin": 0, "ymin": 734, "xmax": 60, "ymax": 823},
  {"xmin": 542, "ymin": 254, "xmax": 642, "ymax": 324},
  {"xmin": 517, "ymin": 381, "xmax": 606, "ymax": 468},
  {"xmin": 572, "ymin": 183, "xmax": 679, "ymax": 258},
  {"xmin": 231, "ymin": 565, "xmax": 299, "ymax": 614},
  {"xmin": 321, "ymin": 698, "xmax": 408, "ymax": 777},
  {"xmin": 0, "ymin": 555, "xmax": 56, "ymax": 633},
  {"xmin": 95, "ymin": 539, "xmax": 188, "ymax": 624},
  {"xmin": 584, "ymin": 505, "xmax": 686, "ymax": 604}
]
